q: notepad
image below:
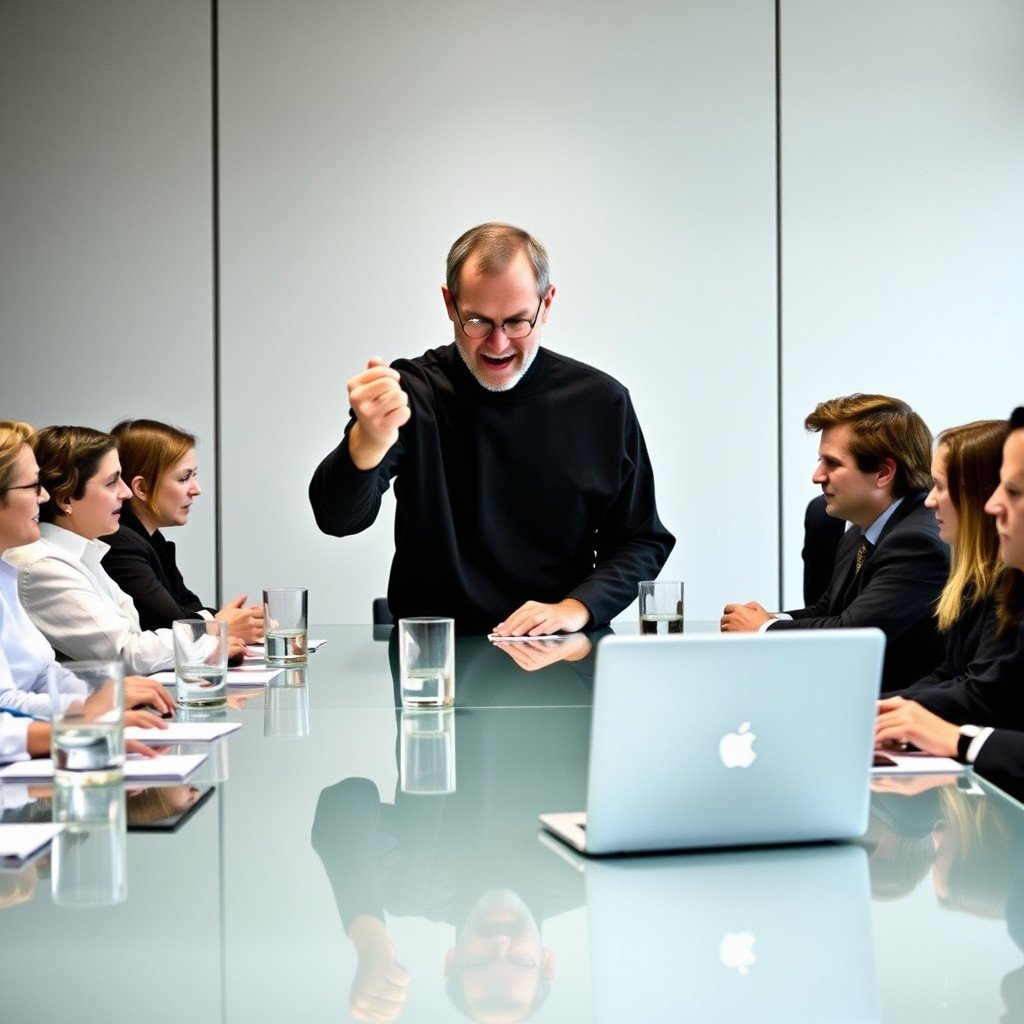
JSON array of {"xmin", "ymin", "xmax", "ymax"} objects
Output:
[
  {"xmin": 125, "ymin": 721, "xmax": 242, "ymax": 744},
  {"xmin": 0, "ymin": 823, "xmax": 63, "ymax": 862},
  {"xmin": 0, "ymin": 753, "xmax": 208, "ymax": 783},
  {"xmin": 871, "ymin": 752, "xmax": 968, "ymax": 774},
  {"xmin": 149, "ymin": 669, "xmax": 281, "ymax": 687}
]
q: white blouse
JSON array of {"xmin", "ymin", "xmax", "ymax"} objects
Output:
[{"xmin": 4, "ymin": 524, "xmax": 174, "ymax": 675}]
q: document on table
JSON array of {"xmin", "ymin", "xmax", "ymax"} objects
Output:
[
  {"xmin": 149, "ymin": 669, "xmax": 281, "ymax": 687},
  {"xmin": 0, "ymin": 753, "xmax": 208, "ymax": 783},
  {"xmin": 487, "ymin": 633, "xmax": 564, "ymax": 643},
  {"xmin": 871, "ymin": 752, "xmax": 968, "ymax": 774},
  {"xmin": 125, "ymin": 721, "xmax": 242, "ymax": 744},
  {"xmin": 0, "ymin": 823, "xmax": 63, "ymax": 862},
  {"xmin": 244, "ymin": 638, "xmax": 327, "ymax": 660}
]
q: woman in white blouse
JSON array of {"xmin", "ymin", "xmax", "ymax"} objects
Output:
[
  {"xmin": 0, "ymin": 421, "xmax": 170, "ymax": 761},
  {"xmin": 5, "ymin": 424, "xmax": 192, "ymax": 675}
]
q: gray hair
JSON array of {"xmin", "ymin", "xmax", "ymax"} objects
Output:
[{"xmin": 446, "ymin": 222, "xmax": 550, "ymax": 299}]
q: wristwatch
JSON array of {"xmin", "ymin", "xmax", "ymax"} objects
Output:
[{"xmin": 957, "ymin": 724, "xmax": 984, "ymax": 763}]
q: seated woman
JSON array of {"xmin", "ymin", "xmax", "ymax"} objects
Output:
[
  {"xmin": 877, "ymin": 407, "xmax": 1024, "ymax": 793},
  {"xmin": 0, "ymin": 420, "xmax": 170, "ymax": 761},
  {"xmin": 6, "ymin": 425, "xmax": 185, "ymax": 673},
  {"xmin": 100, "ymin": 419, "xmax": 262, "ymax": 643},
  {"xmin": 898, "ymin": 419, "xmax": 1018, "ymax": 698}
]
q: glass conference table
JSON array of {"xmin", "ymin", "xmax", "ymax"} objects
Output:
[{"xmin": 3, "ymin": 624, "xmax": 1024, "ymax": 1023}]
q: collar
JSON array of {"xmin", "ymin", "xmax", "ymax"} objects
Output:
[
  {"xmin": 39, "ymin": 521, "xmax": 111, "ymax": 559},
  {"xmin": 862, "ymin": 497, "xmax": 904, "ymax": 546}
]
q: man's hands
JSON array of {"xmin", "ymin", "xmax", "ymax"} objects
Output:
[
  {"xmin": 215, "ymin": 594, "xmax": 265, "ymax": 643},
  {"xmin": 124, "ymin": 676, "xmax": 176, "ymax": 716},
  {"xmin": 875, "ymin": 697, "xmax": 960, "ymax": 758},
  {"xmin": 495, "ymin": 633, "xmax": 593, "ymax": 671},
  {"xmin": 348, "ymin": 916, "xmax": 410, "ymax": 1022},
  {"xmin": 347, "ymin": 358, "xmax": 411, "ymax": 470},
  {"xmin": 492, "ymin": 598, "xmax": 590, "ymax": 638},
  {"xmin": 720, "ymin": 601, "xmax": 773, "ymax": 632}
]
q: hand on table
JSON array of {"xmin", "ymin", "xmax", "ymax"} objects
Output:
[
  {"xmin": 495, "ymin": 633, "xmax": 593, "ymax": 671},
  {"xmin": 492, "ymin": 598, "xmax": 590, "ymax": 638},
  {"xmin": 124, "ymin": 676, "xmax": 175, "ymax": 716},
  {"xmin": 124, "ymin": 708, "xmax": 170, "ymax": 758},
  {"xmin": 348, "ymin": 916, "xmax": 410, "ymax": 1022},
  {"xmin": 720, "ymin": 601, "xmax": 772, "ymax": 632},
  {"xmin": 216, "ymin": 594, "xmax": 265, "ymax": 643},
  {"xmin": 347, "ymin": 357, "xmax": 411, "ymax": 469},
  {"xmin": 874, "ymin": 697, "xmax": 960, "ymax": 758}
]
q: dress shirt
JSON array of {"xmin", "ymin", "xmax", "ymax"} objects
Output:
[
  {"xmin": 4, "ymin": 524, "xmax": 174, "ymax": 674},
  {"xmin": 0, "ymin": 560, "xmax": 82, "ymax": 731}
]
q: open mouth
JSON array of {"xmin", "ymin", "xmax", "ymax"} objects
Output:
[{"xmin": 481, "ymin": 353, "xmax": 516, "ymax": 368}]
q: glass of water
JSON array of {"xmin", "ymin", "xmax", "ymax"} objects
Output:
[
  {"xmin": 400, "ymin": 708, "xmax": 456, "ymax": 794},
  {"xmin": 264, "ymin": 588, "xmax": 308, "ymax": 664},
  {"xmin": 51, "ymin": 779, "xmax": 127, "ymax": 908},
  {"xmin": 639, "ymin": 580, "xmax": 685, "ymax": 635},
  {"xmin": 173, "ymin": 619, "xmax": 229, "ymax": 707},
  {"xmin": 47, "ymin": 660, "xmax": 125, "ymax": 785},
  {"xmin": 398, "ymin": 617, "xmax": 455, "ymax": 707}
]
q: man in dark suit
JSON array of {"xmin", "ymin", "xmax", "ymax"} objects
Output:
[{"xmin": 722, "ymin": 393, "xmax": 949, "ymax": 691}]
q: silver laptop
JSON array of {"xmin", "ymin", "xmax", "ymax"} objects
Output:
[
  {"xmin": 573, "ymin": 840, "xmax": 878, "ymax": 1022},
  {"xmin": 540, "ymin": 629, "xmax": 885, "ymax": 855}
]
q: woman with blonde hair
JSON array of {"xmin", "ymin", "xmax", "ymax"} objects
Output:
[
  {"xmin": 0, "ymin": 420, "xmax": 169, "ymax": 761},
  {"xmin": 877, "ymin": 407, "xmax": 1024, "ymax": 791},
  {"xmin": 899, "ymin": 418, "xmax": 1017, "ymax": 698},
  {"xmin": 100, "ymin": 419, "xmax": 262, "ymax": 642}
]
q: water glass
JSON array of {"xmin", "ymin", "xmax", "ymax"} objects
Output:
[
  {"xmin": 47, "ymin": 660, "xmax": 125, "ymax": 784},
  {"xmin": 264, "ymin": 588, "xmax": 308, "ymax": 664},
  {"xmin": 264, "ymin": 667, "xmax": 310, "ymax": 738},
  {"xmin": 639, "ymin": 580, "xmax": 685, "ymax": 635},
  {"xmin": 398, "ymin": 617, "xmax": 455, "ymax": 708},
  {"xmin": 400, "ymin": 709, "xmax": 456, "ymax": 795},
  {"xmin": 173, "ymin": 619, "xmax": 229, "ymax": 707},
  {"xmin": 51, "ymin": 779, "xmax": 127, "ymax": 908}
]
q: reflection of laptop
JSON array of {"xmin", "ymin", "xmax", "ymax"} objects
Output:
[
  {"xmin": 540, "ymin": 629, "xmax": 885, "ymax": 855},
  {"xmin": 573, "ymin": 841, "xmax": 878, "ymax": 1022}
]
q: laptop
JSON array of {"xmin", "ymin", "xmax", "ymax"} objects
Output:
[
  {"xmin": 554, "ymin": 839, "xmax": 879, "ymax": 1022},
  {"xmin": 540, "ymin": 628, "xmax": 885, "ymax": 855}
]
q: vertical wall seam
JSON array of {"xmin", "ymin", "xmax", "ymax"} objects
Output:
[
  {"xmin": 211, "ymin": 0, "xmax": 223, "ymax": 606},
  {"xmin": 775, "ymin": 0, "xmax": 785, "ymax": 609}
]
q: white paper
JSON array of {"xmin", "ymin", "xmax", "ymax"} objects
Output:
[
  {"xmin": 487, "ymin": 633, "xmax": 564, "ymax": 643},
  {"xmin": 871, "ymin": 753, "xmax": 968, "ymax": 774},
  {"xmin": 0, "ymin": 753, "xmax": 208, "ymax": 783},
  {"xmin": 0, "ymin": 823, "xmax": 63, "ymax": 861},
  {"xmin": 125, "ymin": 721, "xmax": 242, "ymax": 743}
]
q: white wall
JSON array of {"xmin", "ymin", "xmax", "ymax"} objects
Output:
[
  {"xmin": 0, "ymin": 0, "xmax": 217, "ymax": 601},
  {"xmin": 779, "ymin": 0, "xmax": 1024, "ymax": 608},
  {"xmin": 217, "ymin": 0, "xmax": 779, "ymax": 623},
  {"xmin": 2, "ymin": 1, "xmax": 1022, "ymax": 624}
]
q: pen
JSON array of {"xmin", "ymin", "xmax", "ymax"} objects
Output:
[{"xmin": 0, "ymin": 706, "xmax": 48, "ymax": 722}]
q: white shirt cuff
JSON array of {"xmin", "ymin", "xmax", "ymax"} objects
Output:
[
  {"xmin": 759, "ymin": 614, "xmax": 791, "ymax": 633},
  {"xmin": 966, "ymin": 727, "xmax": 995, "ymax": 763}
]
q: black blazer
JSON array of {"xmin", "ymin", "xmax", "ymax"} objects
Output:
[
  {"xmin": 769, "ymin": 492, "xmax": 949, "ymax": 692},
  {"xmin": 898, "ymin": 589, "xmax": 1020, "ymax": 699},
  {"xmin": 100, "ymin": 505, "xmax": 209, "ymax": 631},
  {"xmin": 802, "ymin": 494, "xmax": 847, "ymax": 606}
]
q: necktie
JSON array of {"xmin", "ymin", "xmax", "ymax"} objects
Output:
[{"xmin": 854, "ymin": 537, "xmax": 871, "ymax": 575}]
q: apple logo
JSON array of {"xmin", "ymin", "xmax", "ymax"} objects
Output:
[
  {"xmin": 718, "ymin": 721, "xmax": 757, "ymax": 769},
  {"xmin": 719, "ymin": 931, "xmax": 756, "ymax": 974}
]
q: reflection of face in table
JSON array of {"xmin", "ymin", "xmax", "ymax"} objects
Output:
[{"xmin": 312, "ymin": 666, "xmax": 591, "ymax": 1021}]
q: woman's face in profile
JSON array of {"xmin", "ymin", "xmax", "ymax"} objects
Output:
[
  {"xmin": 150, "ymin": 448, "xmax": 201, "ymax": 529},
  {"xmin": 63, "ymin": 449, "xmax": 131, "ymax": 540}
]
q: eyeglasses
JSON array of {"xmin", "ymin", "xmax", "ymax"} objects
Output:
[
  {"xmin": 452, "ymin": 297, "xmax": 544, "ymax": 341},
  {"xmin": 5, "ymin": 480, "xmax": 43, "ymax": 496}
]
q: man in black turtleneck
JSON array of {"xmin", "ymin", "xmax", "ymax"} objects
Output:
[{"xmin": 309, "ymin": 222, "xmax": 674, "ymax": 635}]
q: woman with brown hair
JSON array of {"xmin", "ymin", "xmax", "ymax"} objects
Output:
[{"xmin": 100, "ymin": 419, "xmax": 262, "ymax": 642}]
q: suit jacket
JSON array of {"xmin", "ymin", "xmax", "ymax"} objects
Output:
[
  {"xmin": 898, "ymin": 588, "xmax": 1019, "ymax": 699},
  {"xmin": 802, "ymin": 494, "xmax": 847, "ymax": 606},
  {"xmin": 100, "ymin": 506, "xmax": 209, "ymax": 631},
  {"xmin": 769, "ymin": 492, "xmax": 948, "ymax": 691}
]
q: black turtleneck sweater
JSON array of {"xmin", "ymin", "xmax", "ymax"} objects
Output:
[{"xmin": 309, "ymin": 344, "xmax": 674, "ymax": 631}]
